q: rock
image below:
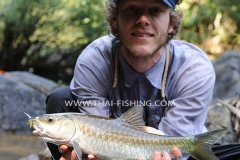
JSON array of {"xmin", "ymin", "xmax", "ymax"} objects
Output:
[
  {"xmin": 205, "ymin": 102, "xmax": 237, "ymax": 144},
  {"xmin": 207, "ymin": 50, "xmax": 240, "ymax": 143},
  {"xmin": 0, "ymin": 71, "xmax": 58, "ymax": 134},
  {"xmin": 212, "ymin": 50, "xmax": 240, "ymax": 103},
  {"xmin": 19, "ymin": 154, "xmax": 40, "ymax": 160},
  {"xmin": 38, "ymin": 148, "xmax": 52, "ymax": 160},
  {"xmin": 4, "ymin": 71, "xmax": 57, "ymax": 96},
  {"xmin": 20, "ymin": 148, "xmax": 52, "ymax": 160}
]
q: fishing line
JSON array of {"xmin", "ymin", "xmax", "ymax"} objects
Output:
[{"xmin": 38, "ymin": 131, "xmax": 56, "ymax": 160}]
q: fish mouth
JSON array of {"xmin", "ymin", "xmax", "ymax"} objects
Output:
[
  {"xmin": 32, "ymin": 125, "xmax": 42, "ymax": 136},
  {"xmin": 30, "ymin": 122, "xmax": 54, "ymax": 142},
  {"xmin": 27, "ymin": 119, "xmax": 44, "ymax": 136}
]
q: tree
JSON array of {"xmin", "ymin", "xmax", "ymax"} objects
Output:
[
  {"xmin": 0, "ymin": 0, "xmax": 107, "ymax": 82},
  {"xmin": 179, "ymin": 0, "xmax": 240, "ymax": 58}
]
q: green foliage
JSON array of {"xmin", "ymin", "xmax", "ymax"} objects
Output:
[
  {"xmin": 29, "ymin": 0, "xmax": 107, "ymax": 50},
  {"xmin": 179, "ymin": 0, "xmax": 240, "ymax": 56},
  {"xmin": 0, "ymin": 0, "xmax": 107, "ymax": 75}
]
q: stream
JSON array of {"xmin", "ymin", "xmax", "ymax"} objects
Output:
[{"xmin": 0, "ymin": 132, "xmax": 46, "ymax": 160}]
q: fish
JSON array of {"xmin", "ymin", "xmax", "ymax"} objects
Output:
[{"xmin": 26, "ymin": 106, "xmax": 226, "ymax": 160}]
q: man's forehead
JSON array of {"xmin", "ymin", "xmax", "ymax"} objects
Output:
[{"xmin": 112, "ymin": 0, "xmax": 176, "ymax": 8}]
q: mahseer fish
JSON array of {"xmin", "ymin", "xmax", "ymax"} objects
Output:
[{"xmin": 26, "ymin": 106, "xmax": 226, "ymax": 160}]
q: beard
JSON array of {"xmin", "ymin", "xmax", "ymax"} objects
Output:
[{"xmin": 118, "ymin": 32, "xmax": 169, "ymax": 60}]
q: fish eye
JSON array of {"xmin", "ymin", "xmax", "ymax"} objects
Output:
[{"xmin": 47, "ymin": 117, "xmax": 54, "ymax": 123}]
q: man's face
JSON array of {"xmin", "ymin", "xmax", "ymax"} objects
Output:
[{"xmin": 112, "ymin": 0, "xmax": 173, "ymax": 58}]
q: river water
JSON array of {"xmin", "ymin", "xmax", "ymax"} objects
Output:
[{"xmin": 0, "ymin": 133, "xmax": 46, "ymax": 160}]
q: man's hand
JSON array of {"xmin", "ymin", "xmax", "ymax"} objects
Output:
[
  {"xmin": 139, "ymin": 147, "xmax": 182, "ymax": 160},
  {"xmin": 139, "ymin": 127, "xmax": 182, "ymax": 160},
  {"xmin": 59, "ymin": 145, "xmax": 77, "ymax": 160}
]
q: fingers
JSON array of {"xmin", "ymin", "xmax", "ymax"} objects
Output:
[
  {"xmin": 153, "ymin": 151, "xmax": 162, "ymax": 160},
  {"xmin": 59, "ymin": 145, "xmax": 79, "ymax": 160},
  {"xmin": 172, "ymin": 147, "xmax": 182, "ymax": 158},
  {"xmin": 139, "ymin": 151, "xmax": 171, "ymax": 160},
  {"xmin": 59, "ymin": 144, "xmax": 69, "ymax": 153},
  {"xmin": 142, "ymin": 126, "xmax": 165, "ymax": 135},
  {"xmin": 162, "ymin": 151, "xmax": 171, "ymax": 160},
  {"xmin": 71, "ymin": 150, "xmax": 79, "ymax": 160},
  {"xmin": 60, "ymin": 148, "xmax": 72, "ymax": 160},
  {"xmin": 88, "ymin": 154, "xmax": 95, "ymax": 160}
]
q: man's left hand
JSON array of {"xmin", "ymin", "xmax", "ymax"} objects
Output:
[{"xmin": 139, "ymin": 147, "xmax": 182, "ymax": 160}]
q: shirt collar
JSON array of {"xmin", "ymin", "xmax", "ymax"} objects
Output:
[
  {"xmin": 120, "ymin": 53, "xmax": 139, "ymax": 87},
  {"xmin": 119, "ymin": 47, "xmax": 166, "ymax": 89}
]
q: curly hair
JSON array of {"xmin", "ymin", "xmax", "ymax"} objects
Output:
[{"xmin": 105, "ymin": 0, "xmax": 183, "ymax": 43}]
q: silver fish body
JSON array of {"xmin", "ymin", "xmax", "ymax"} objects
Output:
[{"xmin": 27, "ymin": 106, "xmax": 226, "ymax": 160}]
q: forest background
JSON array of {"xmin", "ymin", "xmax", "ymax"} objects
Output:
[{"xmin": 0, "ymin": 0, "xmax": 239, "ymax": 84}]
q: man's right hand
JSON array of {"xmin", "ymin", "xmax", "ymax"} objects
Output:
[{"xmin": 59, "ymin": 145, "xmax": 77, "ymax": 160}]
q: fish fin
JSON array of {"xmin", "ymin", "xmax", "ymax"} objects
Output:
[
  {"xmin": 119, "ymin": 105, "xmax": 146, "ymax": 130},
  {"xmin": 190, "ymin": 128, "xmax": 227, "ymax": 160},
  {"xmin": 73, "ymin": 140, "xmax": 82, "ymax": 160}
]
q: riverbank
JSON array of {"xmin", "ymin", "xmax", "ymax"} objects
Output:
[{"xmin": 0, "ymin": 133, "xmax": 46, "ymax": 160}]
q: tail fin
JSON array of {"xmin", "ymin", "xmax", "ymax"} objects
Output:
[{"xmin": 190, "ymin": 128, "xmax": 227, "ymax": 160}]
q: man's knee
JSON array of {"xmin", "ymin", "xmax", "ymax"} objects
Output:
[{"xmin": 46, "ymin": 86, "xmax": 74, "ymax": 113}]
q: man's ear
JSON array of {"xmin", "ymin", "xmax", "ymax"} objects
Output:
[
  {"xmin": 111, "ymin": 17, "xmax": 118, "ymax": 29},
  {"xmin": 167, "ymin": 23, "xmax": 174, "ymax": 34}
]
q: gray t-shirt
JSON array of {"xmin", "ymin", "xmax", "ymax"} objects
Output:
[{"xmin": 70, "ymin": 35, "xmax": 215, "ymax": 137}]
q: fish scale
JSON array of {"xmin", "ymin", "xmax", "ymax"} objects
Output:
[
  {"xmin": 72, "ymin": 114, "xmax": 207, "ymax": 159},
  {"xmin": 26, "ymin": 106, "xmax": 226, "ymax": 160}
]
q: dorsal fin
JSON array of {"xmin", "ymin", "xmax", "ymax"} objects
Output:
[{"xmin": 119, "ymin": 105, "xmax": 146, "ymax": 130}]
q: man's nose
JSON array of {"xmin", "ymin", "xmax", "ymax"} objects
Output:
[{"xmin": 136, "ymin": 14, "xmax": 150, "ymax": 26}]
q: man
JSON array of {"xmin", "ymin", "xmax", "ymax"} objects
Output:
[{"xmin": 46, "ymin": 0, "xmax": 215, "ymax": 159}]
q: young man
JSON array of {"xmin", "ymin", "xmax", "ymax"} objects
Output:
[{"xmin": 46, "ymin": 0, "xmax": 215, "ymax": 159}]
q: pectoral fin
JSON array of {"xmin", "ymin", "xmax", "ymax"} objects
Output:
[{"xmin": 73, "ymin": 140, "xmax": 82, "ymax": 160}]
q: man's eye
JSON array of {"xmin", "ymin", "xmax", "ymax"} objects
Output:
[
  {"xmin": 127, "ymin": 6, "xmax": 138, "ymax": 12},
  {"xmin": 150, "ymin": 8, "xmax": 161, "ymax": 14}
]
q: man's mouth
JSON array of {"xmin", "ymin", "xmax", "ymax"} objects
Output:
[{"xmin": 132, "ymin": 33, "xmax": 154, "ymax": 37}]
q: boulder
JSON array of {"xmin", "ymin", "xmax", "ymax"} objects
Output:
[
  {"xmin": 4, "ymin": 71, "xmax": 57, "ymax": 96},
  {"xmin": 205, "ymin": 102, "xmax": 237, "ymax": 144},
  {"xmin": 0, "ymin": 71, "xmax": 58, "ymax": 134},
  {"xmin": 205, "ymin": 50, "xmax": 240, "ymax": 144},
  {"xmin": 19, "ymin": 148, "xmax": 52, "ymax": 160},
  {"xmin": 212, "ymin": 50, "xmax": 240, "ymax": 103}
]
